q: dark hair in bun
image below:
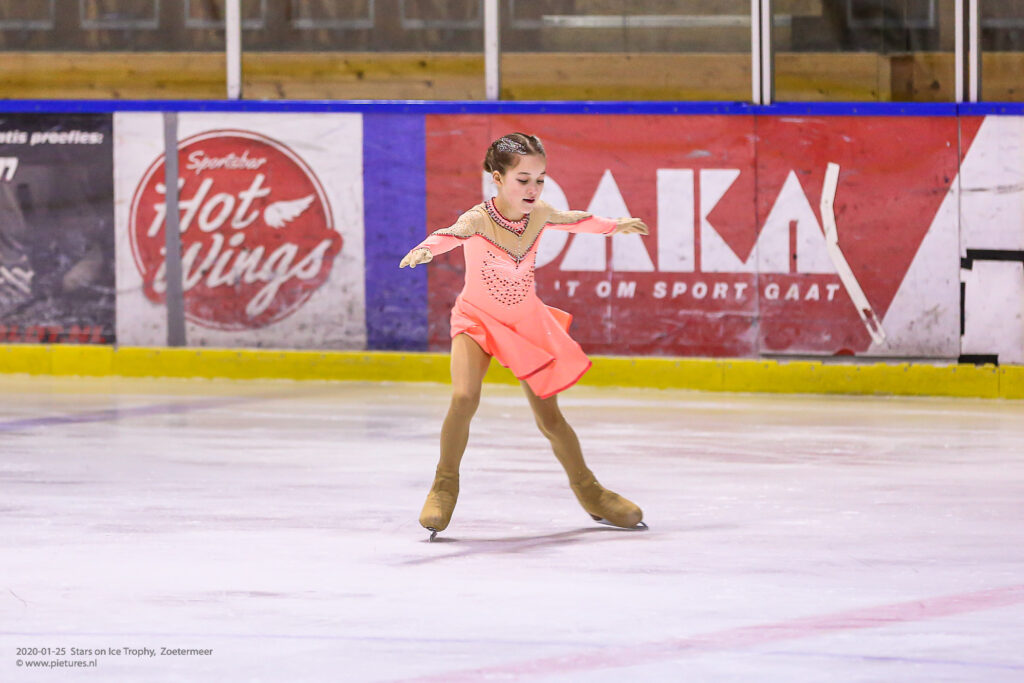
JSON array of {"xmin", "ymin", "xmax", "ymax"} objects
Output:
[{"xmin": 483, "ymin": 133, "xmax": 545, "ymax": 175}]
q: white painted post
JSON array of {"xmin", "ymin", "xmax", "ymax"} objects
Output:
[
  {"xmin": 751, "ymin": 0, "xmax": 762, "ymax": 104},
  {"xmin": 484, "ymin": 0, "xmax": 500, "ymax": 100},
  {"xmin": 955, "ymin": 0, "xmax": 965, "ymax": 103},
  {"xmin": 226, "ymin": 0, "xmax": 242, "ymax": 99},
  {"xmin": 760, "ymin": 0, "xmax": 773, "ymax": 105},
  {"xmin": 968, "ymin": 0, "xmax": 980, "ymax": 102}
]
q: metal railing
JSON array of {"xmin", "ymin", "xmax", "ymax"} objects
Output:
[
  {"xmin": 0, "ymin": 0, "xmax": 1007, "ymax": 104},
  {"xmin": 213, "ymin": 0, "xmax": 984, "ymax": 105}
]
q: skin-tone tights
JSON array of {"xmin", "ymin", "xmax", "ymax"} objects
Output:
[{"xmin": 436, "ymin": 333, "xmax": 590, "ymax": 484}]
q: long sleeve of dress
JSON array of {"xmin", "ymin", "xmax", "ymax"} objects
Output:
[
  {"xmin": 416, "ymin": 233, "xmax": 467, "ymax": 257},
  {"xmin": 541, "ymin": 205, "xmax": 617, "ymax": 235},
  {"xmin": 414, "ymin": 211, "xmax": 479, "ymax": 256}
]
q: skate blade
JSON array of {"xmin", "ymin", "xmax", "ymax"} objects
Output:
[{"xmin": 591, "ymin": 515, "xmax": 648, "ymax": 531}]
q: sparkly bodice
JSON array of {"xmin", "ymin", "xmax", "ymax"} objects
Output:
[
  {"xmin": 415, "ymin": 199, "xmax": 618, "ymax": 320},
  {"xmin": 428, "ymin": 201, "xmax": 550, "ymax": 265},
  {"xmin": 462, "ymin": 234, "xmax": 539, "ymax": 316}
]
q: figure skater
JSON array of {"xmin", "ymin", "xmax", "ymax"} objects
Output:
[{"xmin": 400, "ymin": 133, "xmax": 648, "ymax": 540}]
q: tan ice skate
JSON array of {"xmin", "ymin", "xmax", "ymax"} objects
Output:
[
  {"xmin": 570, "ymin": 469, "xmax": 646, "ymax": 530},
  {"xmin": 419, "ymin": 468, "xmax": 459, "ymax": 541}
]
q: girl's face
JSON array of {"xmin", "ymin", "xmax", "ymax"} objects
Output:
[{"xmin": 493, "ymin": 153, "xmax": 546, "ymax": 217}]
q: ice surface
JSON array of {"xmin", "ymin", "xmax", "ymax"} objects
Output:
[{"xmin": 1, "ymin": 374, "xmax": 1022, "ymax": 681}]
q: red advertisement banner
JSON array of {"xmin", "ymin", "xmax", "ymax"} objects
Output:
[{"xmin": 426, "ymin": 114, "xmax": 976, "ymax": 358}]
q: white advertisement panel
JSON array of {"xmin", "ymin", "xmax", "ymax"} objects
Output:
[
  {"xmin": 958, "ymin": 115, "xmax": 1024, "ymax": 364},
  {"xmin": 114, "ymin": 112, "xmax": 365, "ymax": 349}
]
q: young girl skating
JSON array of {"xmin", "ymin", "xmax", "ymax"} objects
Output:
[{"xmin": 400, "ymin": 133, "xmax": 648, "ymax": 540}]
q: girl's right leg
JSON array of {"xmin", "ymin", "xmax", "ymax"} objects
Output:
[
  {"xmin": 437, "ymin": 333, "xmax": 492, "ymax": 472},
  {"xmin": 419, "ymin": 333, "xmax": 492, "ymax": 535}
]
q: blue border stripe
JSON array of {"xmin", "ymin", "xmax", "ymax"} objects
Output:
[
  {"xmin": 0, "ymin": 99, "xmax": 755, "ymax": 115},
  {"xmin": 958, "ymin": 102, "xmax": 1024, "ymax": 116},
  {"xmin": 761, "ymin": 101, "xmax": 958, "ymax": 116},
  {"xmin": 363, "ymin": 114, "xmax": 428, "ymax": 351},
  {"xmin": 3, "ymin": 98, "xmax": 1015, "ymax": 116}
]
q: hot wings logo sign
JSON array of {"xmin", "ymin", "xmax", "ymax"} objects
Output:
[{"xmin": 128, "ymin": 130, "xmax": 340, "ymax": 330}]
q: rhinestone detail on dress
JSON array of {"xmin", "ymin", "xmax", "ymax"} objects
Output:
[{"xmin": 481, "ymin": 248, "xmax": 534, "ymax": 306}]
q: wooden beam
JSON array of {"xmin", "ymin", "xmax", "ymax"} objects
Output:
[{"xmin": 0, "ymin": 50, "xmax": 986, "ymax": 103}]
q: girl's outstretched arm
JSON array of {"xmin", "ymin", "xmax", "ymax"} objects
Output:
[
  {"xmin": 398, "ymin": 211, "xmax": 480, "ymax": 268},
  {"xmin": 540, "ymin": 201, "xmax": 648, "ymax": 236}
]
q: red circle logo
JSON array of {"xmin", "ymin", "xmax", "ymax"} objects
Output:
[{"xmin": 129, "ymin": 129, "xmax": 340, "ymax": 330}]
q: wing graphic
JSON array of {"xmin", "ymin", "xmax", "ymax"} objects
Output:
[{"xmin": 264, "ymin": 195, "xmax": 315, "ymax": 229}]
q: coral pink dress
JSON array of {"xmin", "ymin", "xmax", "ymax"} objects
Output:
[{"xmin": 416, "ymin": 198, "xmax": 617, "ymax": 399}]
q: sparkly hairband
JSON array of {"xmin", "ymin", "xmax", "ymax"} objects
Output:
[{"xmin": 495, "ymin": 138, "xmax": 527, "ymax": 155}]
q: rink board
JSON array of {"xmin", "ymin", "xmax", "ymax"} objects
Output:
[{"xmin": 1, "ymin": 101, "xmax": 1023, "ymax": 369}]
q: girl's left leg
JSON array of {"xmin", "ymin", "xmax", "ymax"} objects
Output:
[{"xmin": 521, "ymin": 382, "xmax": 643, "ymax": 528}]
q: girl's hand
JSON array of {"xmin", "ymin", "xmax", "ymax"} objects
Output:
[
  {"xmin": 614, "ymin": 218, "xmax": 649, "ymax": 235},
  {"xmin": 399, "ymin": 247, "xmax": 433, "ymax": 268}
]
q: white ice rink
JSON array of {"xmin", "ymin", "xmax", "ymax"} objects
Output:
[{"xmin": 1, "ymin": 373, "xmax": 1023, "ymax": 682}]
